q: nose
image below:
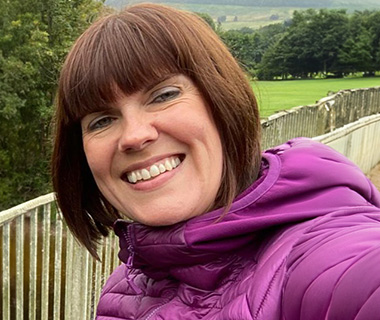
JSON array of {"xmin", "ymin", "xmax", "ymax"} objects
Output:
[{"xmin": 117, "ymin": 113, "xmax": 158, "ymax": 152}]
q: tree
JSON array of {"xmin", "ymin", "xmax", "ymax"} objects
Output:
[
  {"xmin": 315, "ymin": 9, "xmax": 349, "ymax": 76},
  {"xmin": 366, "ymin": 10, "xmax": 380, "ymax": 73},
  {"xmin": 256, "ymin": 41, "xmax": 288, "ymax": 80},
  {"xmin": 219, "ymin": 30, "xmax": 263, "ymax": 77},
  {"xmin": 338, "ymin": 11, "xmax": 373, "ymax": 74},
  {"xmin": 0, "ymin": 0, "xmax": 106, "ymax": 209},
  {"xmin": 196, "ymin": 12, "xmax": 216, "ymax": 31},
  {"xmin": 217, "ymin": 15, "xmax": 226, "ymax": 23},
  {"xmin": 257, "ymin": 9, "xmax": 319, "ymax": 78},
  {"xmin": 257, "ymin": 9, "xmax": 350, "ymax": 79}
]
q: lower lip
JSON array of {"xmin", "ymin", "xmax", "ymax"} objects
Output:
[{"xmin": 125, "ymin": 163, "xmax": 183, "ymax": 191}]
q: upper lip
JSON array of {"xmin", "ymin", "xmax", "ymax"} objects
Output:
[{"xmin": 121, "ymin": 153, "xmax": 183, "ymax": 175}]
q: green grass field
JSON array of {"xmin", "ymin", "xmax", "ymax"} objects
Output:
[{"xmin": 253, "ymin": 77, "xmax": 380, "ymax": 118}]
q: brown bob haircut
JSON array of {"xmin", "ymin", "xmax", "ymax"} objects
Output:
[{"xmin": 52, "ymin": 3, "xmax": 261, "ymax": 258}]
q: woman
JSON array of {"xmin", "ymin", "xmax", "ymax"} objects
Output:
[{"xmin": 52, "ymin": 4, "xmax": 380, "ymax": 320}]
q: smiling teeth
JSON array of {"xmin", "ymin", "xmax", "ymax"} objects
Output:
[{"xmin": 126, "ymin": 157, "xmax": 182, "ymax": 184}]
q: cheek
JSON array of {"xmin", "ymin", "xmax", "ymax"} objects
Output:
[
  {"xmin": 82, "ymin": 139, "xmax": 110, "ymax": 179},
  {"xmin": 168, "ymin": 108, "xmax": 220, "ymax": 143}
]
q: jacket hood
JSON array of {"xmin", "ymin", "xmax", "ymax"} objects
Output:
[{"xmin": 114, "ymin": 138, "xmax": 380, "ymax": 289}]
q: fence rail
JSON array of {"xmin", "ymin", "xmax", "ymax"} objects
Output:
[
  {"xmin": 261, "ymin": 86, "xmax": 380, "ymax": 149},
  {"xmin": 314, "ymin": 113, "xmax": 380, "ymax": 174},
  {"xmin": 0, "ymin": 194, "xmax": 120, "ymax": 320},
  {"xmin": 1, "ymin": 86, "xmax": 380, "ymax": 319}
]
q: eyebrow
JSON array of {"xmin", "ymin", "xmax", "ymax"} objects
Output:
[
  {"xmin": 103, "ymin": 73, "xmax": 183, "ymax": 111},
  {"xmin": 145, "ymin": 73, "xmax": 179, "ymax": 92}
]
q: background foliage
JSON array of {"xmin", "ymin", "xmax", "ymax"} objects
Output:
[
  {"xmin": 254, "ymin": 9, "xmax": 380, "ymax": 79},
  {"xmin": 0, "ymin": 0, "xmax": 106, "ymax": 209},
  {"xmin": 215, "ymin": 9, "xmax": 380, "ymax": 80}
]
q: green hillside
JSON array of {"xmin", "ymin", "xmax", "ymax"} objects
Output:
[
  {"xmin": 106, "ymin": 0, "xmax": 380, "ymax": 10},
  {"xmin": 105, "ymin": 0, "xmax": 380, "ymax": 30}
]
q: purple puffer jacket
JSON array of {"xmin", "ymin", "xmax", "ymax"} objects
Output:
[{"xmin": 96, "ymin": 138, "xmax": 380, "ymax": 320}]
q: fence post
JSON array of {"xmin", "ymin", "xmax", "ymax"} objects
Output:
[{"xmin": 2, "ymin": 224, "xmax": 11, "ymax": 320}]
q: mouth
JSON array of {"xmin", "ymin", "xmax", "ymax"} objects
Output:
[{"xmin": 122, "ymin": 155, "xmax": 184, "ymax": 184}]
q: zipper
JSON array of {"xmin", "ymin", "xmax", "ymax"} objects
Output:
[
  {"xmin": 144, "ymin": 297, "xmax": 173, "ymax": 320},
  {"xmin": 123, "ymin": 226, "xmax": 143, "ymax": 294},
  {"xmin": 123, "ymin": 223, "xmax": 173, "ymax": 319}
]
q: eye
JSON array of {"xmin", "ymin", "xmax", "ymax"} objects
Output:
[
  {"xmin": 151, "ymin": 87, "xmax": 180, "ymax": 103},
  {"xmin": 88, "ymin": 116, "xmax": 115, "ymax": 131}
]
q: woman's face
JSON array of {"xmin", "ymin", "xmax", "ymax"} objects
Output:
[{"xmin": 81, "ymin": 74, "xmax": 223, "ymax": 226}]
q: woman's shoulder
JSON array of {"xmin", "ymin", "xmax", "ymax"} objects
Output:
[
  {"xmin": 265, "ymin": 137, "xmax": 355, "ymax": 167},
  {"xmin": 264, "ymin": 137, "xmax": 361, "ymax": 180},
  {"xmin": 262, "ymin": 137, "xmax": 380, "ymax": 208},
  {"xmin": 243, "ymin": 207, "xmax": 380, "ymax": 319},
  {"xmin": 282, "ymin": 208, "xmax": 380, "ymax": 319},
  {"xmin": 99, "ymin": 264, "xmax": 128, "ymax": 295}
]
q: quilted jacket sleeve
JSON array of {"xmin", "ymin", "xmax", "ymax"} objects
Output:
[{"xmin": 283, "ymin": 208, "xmax": 380, "ymax": 320}]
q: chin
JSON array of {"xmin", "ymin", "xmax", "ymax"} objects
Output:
[
  {"xmin": 135, "ymin": 210, "xmax": 200, "ymax": 227},
  {"xmin": 120, "ymin": 200, "xmax": 209, "ymax": 226},
  {"xmin": 144, "ymin": 216, "xmax": 189, "ymax": 227}
]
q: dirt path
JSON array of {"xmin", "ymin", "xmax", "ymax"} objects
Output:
[{"xmin": 368, "ymin": 163, "xmax": 380, "ymax": 191}]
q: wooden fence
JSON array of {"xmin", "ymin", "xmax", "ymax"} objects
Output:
[
  {"xmin": 0, "ymin": 194, "xmax": 120, "ymax": 320},
  {"xmin": 1, "ymin": 86, "xmax": 380, "ymax": 319},
  {"xmin": 261, "ymin": 86, "xmax": 380, "ymax": 149}
]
